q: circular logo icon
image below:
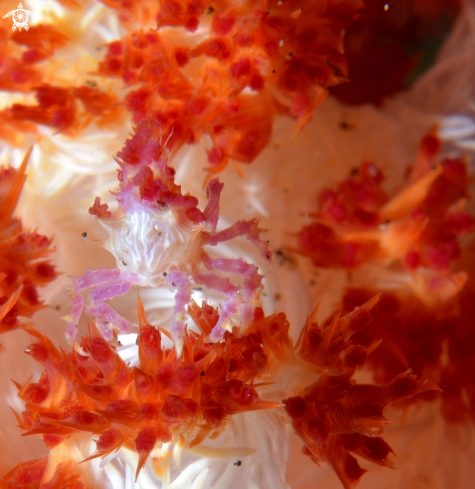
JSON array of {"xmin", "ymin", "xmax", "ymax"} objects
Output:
[{"xmin": 3, "ymin": 3, "xmax": 33, "ymax": 32}]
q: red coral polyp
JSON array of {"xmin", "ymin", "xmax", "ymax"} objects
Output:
[
  {"xmin": 14, "ymin": 290, "xmax": 439, "ymax": 488},
  {"xmin": 286, "ymin": 298, "xmax": 437, "ymax": 489}
]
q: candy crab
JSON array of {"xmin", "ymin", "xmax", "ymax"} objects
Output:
[{"xmin": 65, "ymin": 118, "xmax": 271, "ymax": 349}]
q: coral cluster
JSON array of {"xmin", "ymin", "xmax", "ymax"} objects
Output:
[
  {"xmin": 11, "ymin": 288, "xmax": 436, "ymax": 488},
  {"xmin": 0, "ymin": 21, "xmax": 126, "ymax": 145},
  {"xmin": 0, "ymin": 1, "xmax": 474, "ymax": 489},
  {"xmin": 0, "ymin": 124, "xmax": 440, "ymax": 489},
  {"xmin": 0, "ymin": 0, "xmax": 363, "ymax": 176},
  {"xmin": 14, "ymin": 301, "xmax": 281, "ymax": 482},
  {"xmin": 0, "ymin": 149, "xmax": 57, "ymax": 350},
  {"xmin": 296, "ymin": 134, "xmax": 474, "ymax": 306},
  {"xmin": 295, "ymin": 133, "xmax": 475, "ymax": 426},
  {"xmin": 285, "ymin": 296, "xmax": 436, "ymax": 489},
  {"xmin": 98, "ymin": 0, "xmax": 363, "ymax": 173}
]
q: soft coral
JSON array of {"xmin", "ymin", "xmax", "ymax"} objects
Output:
[{"xmin": 0, "ymin": 150, "xmax": 57, "ymax": 348}]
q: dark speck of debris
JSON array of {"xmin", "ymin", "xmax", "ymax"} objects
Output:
[
  {"xmin": 163, "ymin": 272, "xmax": 167, "ymax": 277},
  {"xmin": 200, "ymin": 371, "xmax": 205, "ymax": 376},
  {"xmin": 275, "ymin": 249, "xmax": 295, "ymax": 266},
  {"xmin": 339, "ymin": 120, "xmax": 355, "ymax": 130},
  {"xmin": 82, "ymin": 232, "xmax": 87, "ymax": 238},
  {"xmin": 350, "ymin": 167, "xmax": 359, "ymax": 176},
  {"xmin": 234, "ymin": 461, "xmax": 242, "ymax": 467}
]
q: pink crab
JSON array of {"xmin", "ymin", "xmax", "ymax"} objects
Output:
[{"xmin": 65, "ymin": 119, "xmax": 270, "ymax": 349}]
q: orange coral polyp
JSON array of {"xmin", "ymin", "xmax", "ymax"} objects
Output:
[
  {"xmin": 9, "ymin": 83, "xmax": 124, "ymax": 135},
  {"xmin": 0, "ymin": 151, "xmax": 57, "ymax": 345},
  {"xmin": 0, "ymin": 457, "xmax": 89, "ymax": 489},
  {"xmin": 0, "ymin": 0, "xmax": 364, "ymax": 171},
  {"xmin": 11, "ymin": 288, "xmax": 440, "ymax": 489},
  {"xmin": 15, "ymin": 298, "xmax": 285, "ymax": 479}
]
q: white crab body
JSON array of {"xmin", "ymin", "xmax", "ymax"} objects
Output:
[{"xmin": 99, "ymin": 203, "xmax": 203, "ymax": 287}]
